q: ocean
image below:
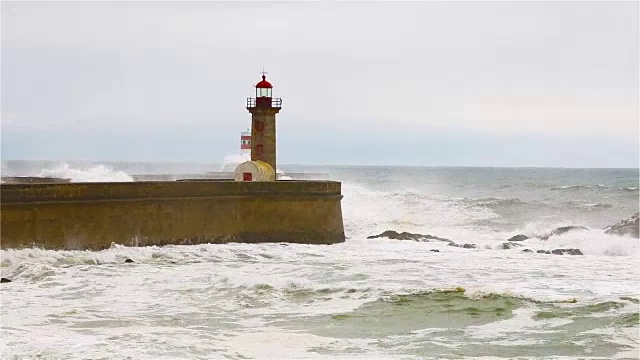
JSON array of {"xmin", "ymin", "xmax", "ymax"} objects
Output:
[{"xmin": 1, "ymin": 160, "xmax": 639, "ymax": 359}]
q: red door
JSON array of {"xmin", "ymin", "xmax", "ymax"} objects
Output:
[{"xmin": 243, "ymin": 172, "xmax": 252, "ymax": 181}]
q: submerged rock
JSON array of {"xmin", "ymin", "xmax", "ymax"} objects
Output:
[
  {"xmin": 507, "ymin": 234, "xmax": 529, "ymax": 242},
  {"xmin": 540, "ymin": 226, "xmax": 588, "ymax": 240},
  {"xmin": 124, "ymin": 258, "xmax": 134, "ymax": 263},
  {"xmin": 522, "ymin": 249, "xmax": 533, "ymax": 253},
  {"xmin": 447, "ymin": 242, "xmax": 477, "ymax": 249},
  {"xmin": 367, "ymin": 230, "xmax": 452, "ymax": 243},
  {"xmin": 1, "ymin": 278, "xmax": 12, "ymax": 283},
  {"xmin": 604, "ymin": 213, "xmax": 639, "ymax": 238},
  {"xmin": 429, "ymin": 249, "xmax": 440, "ymax": 252}
]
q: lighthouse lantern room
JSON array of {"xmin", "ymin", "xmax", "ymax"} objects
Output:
[{"xmin": 246, "ymin": 73, "xmax": 282, "ymax": 109}]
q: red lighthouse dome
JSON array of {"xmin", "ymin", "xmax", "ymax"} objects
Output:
[{"xmin": 255, "ymin": 75, "xmax": 273, "ymax": 89}]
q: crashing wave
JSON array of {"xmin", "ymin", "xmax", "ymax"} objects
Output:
[
  {"xmin": 551, "ymin": 185, "xmax": 586, "ymax": 191},
  {"xmin": 37, "ymin": 163, "xmax": 133, "ymax": 182},
  {"xmin": 604, "ymin": 213, "xmax": 639, "ymax": 238}
]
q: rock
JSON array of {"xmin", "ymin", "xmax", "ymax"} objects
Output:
[
  {"xmin": 367, "ymin": 230, "xmax": 419, "ymax": 241},
  {"xmin": 430, "ymin": 249, "xmax": 440, "ymax": 252},
  {"xmin": 367, "ymin": 230, "xmax": 452, "ymax": 243},
  {"xmin": 500, "ymin": 242, "xmax": 523, "ymax": 250},
  {"xmin": 522, "ymin": 249, "xmax": 533, "ymax": 253},
  {"xmin": 540, "ymin": 226, "xmax": 588, "ymax": 240},
  {"xmin": 124, "ymin": 258, "xmax": 134, "ymax": 263},
  {"xmin": 604, "ymin": 213, "xmax": 639, "ymax": 238},
  {"xmin": 508, "ymin": 234, "xmax": 529, "ymax": 242},
  {"xmin": 551, "ymin": 248, "xmax": 583, "ymax": 256},
  {"xmin": 1, "ymin": 278, "xmax": 12, "ymax": 283},
  {"xmin": 448, "ymin": 242, "xmax": 476, "ymax": 249},
  {"xmin": 536, "ymin": 249, "xmax": 583, "ymax": 255}
]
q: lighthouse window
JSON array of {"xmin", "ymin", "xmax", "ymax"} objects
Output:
[{"xmin": 257, "ymin": 88, "xmax": 271, "ymax": 97}]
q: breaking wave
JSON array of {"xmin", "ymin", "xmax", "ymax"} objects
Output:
[
  {"xmin": 550, "ymin": 184, "xmax": 639, "ymax": 192},
  {"xmin": 552, "ymin": 185, "xmax": 586, "ymax": 191},
  {"xmin": 562, "ymin": 201, "xmax": 613, "ymax": 209},
  {"xmin": 37, "ymin": 163, "xmax": 133, "ymax": 182},
  {"xmin": 219, "ymin": 153, "xmax": 250, "ymax": 172},
  {"xmin": 218, "ymin": 152, "xmax": 288, "ymax": 176},
  {"xmin": 464, "ymin": 197, "xmax": 533, "ymax": 208}
]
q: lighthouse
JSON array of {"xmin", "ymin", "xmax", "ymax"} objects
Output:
[
  {"xmin": 240, "ymin": 129, "xmax": 251, "ymax": 156},
  {"xmin": 234, "ymin": 71, "xmax": 282, "ymax": 182},
  {"xmin": 247, "ymin": 72, "xmax": 282, "ymax": 171},
  {"xmin": 1, "ymin": 69, "xmax": 345, "ymax": 250}
]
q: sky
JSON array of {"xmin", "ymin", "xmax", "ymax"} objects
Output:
[{"xmin": 1, "ymin": 1, "xmax": 638, "ymax": 167}]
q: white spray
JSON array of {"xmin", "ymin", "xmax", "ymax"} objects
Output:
[{"xmin": 38, "ymin": 163, "xmax": 133, "ymax": 182}]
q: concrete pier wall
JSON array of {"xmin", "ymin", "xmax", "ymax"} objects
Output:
[
  {"xmin": 1, "ymin": 181, "xmax": 345, "ymax": 250},
  {"xmin": 1, "ymin": 176, "xmax": 72, "ymax": 184}
]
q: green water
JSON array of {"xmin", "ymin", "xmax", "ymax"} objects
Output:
[{"xmin": 272, "ymin": 290, "xmax": 639, "ymax": 359}]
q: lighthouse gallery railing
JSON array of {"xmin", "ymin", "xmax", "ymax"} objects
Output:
[{"xmin": 246, "ymin": 97, "xmax": 282, "ymax": 108}]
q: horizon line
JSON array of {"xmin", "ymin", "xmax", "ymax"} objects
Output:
[{"xmin": 1, "ymin": 159, "xmax": 638, "ymax": 171}]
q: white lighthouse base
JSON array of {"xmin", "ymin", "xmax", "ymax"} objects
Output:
[{"xmin": 234, "ymin": 160, "xmax": 276, "ymax": 182}]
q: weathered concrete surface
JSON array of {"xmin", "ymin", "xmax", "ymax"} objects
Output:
[
  {"xmin": 248, "ymin": 107, "xmax": 280, "ymax": 172},
  {"xmin": 3, "ymin": 172, "xmax": 330, "ymax": 183},
  {"xmin": 1, "ymin": 177, "xmax": 71, "ymax": 184},
  {"xmin": 131, "ymin": 172, "xmax": 330, "ymax": 181},
  {"xmin": 1, "ymin": 180, "xmax": 345, "ymax": 250}
]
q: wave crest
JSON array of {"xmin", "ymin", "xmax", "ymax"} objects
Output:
[
  {"xmin": 552, "ymin": 185, "xmax": 586, "ymax": 191},
  {"xmin": 37, "ymin": 163, "xmax": 133, "ymax": 182}
]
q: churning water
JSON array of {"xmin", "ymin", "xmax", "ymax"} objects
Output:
[{"xmin": 1, "ymin": 162, "xmax": 638, "ymax": 359}]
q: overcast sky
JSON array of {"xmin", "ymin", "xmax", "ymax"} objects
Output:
[{"xmin": 2, "ymin": 1, "xmax": 638, "ymax": 167}]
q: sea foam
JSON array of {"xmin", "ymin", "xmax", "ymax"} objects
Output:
[{"xmin": 38, "ymin": 163, "xmax": 133, "ymax": 182}]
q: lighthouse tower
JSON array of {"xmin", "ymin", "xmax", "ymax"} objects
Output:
[
  {"xmin": 247, "ymin": 72, "xmax": 282, "ymax": 172},
  {"xmin": 234, "ymin": 72, "xmax": 282, "ymax": 182}
]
